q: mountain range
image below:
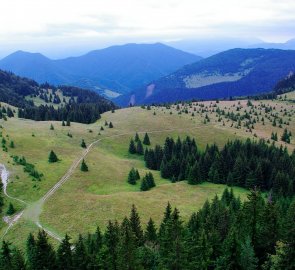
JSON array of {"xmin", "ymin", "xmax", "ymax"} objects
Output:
[
  {"xmin": 0, "ymin": 43, "xmax": 201, "ymax": 98},
  {"xmin": 115, "ymin": 48, "xmax": 295, "ymax": 106}
]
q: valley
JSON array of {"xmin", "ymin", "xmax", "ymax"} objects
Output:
[{"xmin": 1, "ymin": 91, "xmax": 294, "ymax": 248}]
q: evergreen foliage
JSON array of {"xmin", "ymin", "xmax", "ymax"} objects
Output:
[
  {"xmin": 48, "ymin": 150, "xmax": 58, "ymax": 163},
  {"xmin": 80, "ymin": 159, "xmax": 88, "ymax": 172}
]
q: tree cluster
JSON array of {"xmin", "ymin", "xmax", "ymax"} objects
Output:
[
  {"xmin": 1, "ymin": 190, "xmax": 295, "ymax": 269},
  {"xmin": 144, "ymin": 136, "xmax": 295, "ymax": 198}
]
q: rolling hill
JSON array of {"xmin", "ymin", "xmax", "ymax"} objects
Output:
[
  {"xmin": 0, "ymin": 43, "xmax": 201, "ymax": 97},
  {"xmin": 115, "ymin": 48, "xmax": 295, "ymax": 106}
]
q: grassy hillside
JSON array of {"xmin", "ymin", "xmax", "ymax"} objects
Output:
[
  {"xmin": 1, "ymin": 93, "xmax": 294, "ymax": 248},
  {"xmin": 116, "ymin": 48, "xmax": 295, "ymax": 105}
]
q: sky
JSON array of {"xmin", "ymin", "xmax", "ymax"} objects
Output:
[{"xmin": 0, "ymin": 0, "xmax": 295, "ymax": 58}]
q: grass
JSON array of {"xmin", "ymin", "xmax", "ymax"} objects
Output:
[{"xmin": 1, "ymin": 94, "xmax": 294, "ymax": 246}]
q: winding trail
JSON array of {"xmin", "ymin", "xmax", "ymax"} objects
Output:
[{"xmin": 1, "ymin": 125, "xmax": 203, "ymax": 241}]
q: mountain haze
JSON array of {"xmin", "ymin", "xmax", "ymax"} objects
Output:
[
  {"xmin": 115, "ymin": 48, "xmax": 295, "ymax": 105},
  {"xmin": 0, "ymin": 43, "xmax": 201, "ymax": 97}
]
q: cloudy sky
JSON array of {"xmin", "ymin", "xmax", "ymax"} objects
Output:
[{"xmin": 0, "ymin": 0, "xmax": 294, "ymax": 58}]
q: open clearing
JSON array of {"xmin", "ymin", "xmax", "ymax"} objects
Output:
[{"xmin": 1, "ymin": 94, "xmax": 294, "ymax": 247}]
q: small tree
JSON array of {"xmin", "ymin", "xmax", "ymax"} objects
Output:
[
  {"xmin": 62, "ymin": 120, "xmax": 65, "ymax": 126},
  {"xmin": 128, "ymin": 168, "xmax": 137, "ymax": 185},
  {"xmin": 10, "ymin": 141, "xmax": 15, "ymax": 148},
  {"xmin": 50, "ymin": 124, "xmax": 54, "ymax": 130},
  {"xmin": 66, "ymin": 119, "xmax": 71, "ymax": 126},
  {"xmin": 140, "ymin": 178, "xmax": 149, "ymax": 191},
  {"xmin": 48, "ymin": 150, "xmax": 58, "ymax": 163},
  {"xmin": 109, "ymin": 122, "xmax": 113, "ymax": 128},
  {"xmin": 143, "ymin": 133, "xmax": 150, "ymax": 145},
  {"xmin": 135, "ymin": 133, "xmax": 140, "ymax": 142},
  {"xmin": 136, "ymin": 140, "xmax": 144, "ymax": 155},
  {"xmin": 80, "ymin": 159, "xmax": 88, "ymax": 172},
  {"xmin": 6, "ymin": 203, "xmax": 15, "ymax": 215},
  {"xmin": 146, "ymin": 172, "xmax": 155, "ymax": 188},
  {"xmin": 129, "ymin": 139, "xmax": 137, "ymax": 154},
  {"xmin": 81, "ymin": 139, "xmax": 87, "ymax": 148}
]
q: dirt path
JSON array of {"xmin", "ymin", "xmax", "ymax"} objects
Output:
[{"xmin": 1, "ymin": 125, "xmax": 203, "ymax": 241}]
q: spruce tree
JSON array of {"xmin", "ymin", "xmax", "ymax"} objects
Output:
[
  {"xmin": 57, "ymin": 234, "xmax": 73, "ymax": 270},
  {"xmin": 50, "ymin": 124, "xmax": 54, "ymax": 130},
  {"xmin": 146, "ymin": 172, "xmax": 156, "ymax": 188},
  {"xmin": 145, "ymin": 218, "xmax": 157, "ymax": 243},
  {"xmin": 109, "ymin": 122, "xmax": 113, "ymax": 128},
  {"xmin": 240, "ymin": 237, "xmax": 258, "ymax": 270},
  {"xmin": 6, "ymin": 203, "xmax": 15, "ymax": 215},
  {"xmin": 143, "ymin": 133, "xmax": 151, "ymax": 145},
  {"xmin": 128, "ymin": 168, "xmax": 137, "ymax": 185},
  {"xmin": 140, "ymin": 178, "xmax": 149, "ymax": 191},
  {"xmin": 62, "ymin": 120, "xmax": 65, "ymax": 126},
  {"xmin": 129, "ymin": 204, "xmax": 144, "ymax": 246},
  {"xmin": 48, "ymin": 150, "xmax": 58, "ymax": 163},
  {"xmin": 80, "ymin": 159, "xmax": 88, "ymax": 172},
  {"xmin": 134, "ymin": 133, "xmax": 140, "ymax": 142},
  {"xmin": 73, "ymin": 235, "xmax": 88, "ymax": 270},
  {"xmin": 136, "ymin": 140, "xmax": 144, "ymax": 155},
  {"xmin": 128, "ymin": 139, "xmax": 136, "ymax": 154},
  {"xmin": 81, "ymin": 139, "xmax": 87, "ymax": 148}
]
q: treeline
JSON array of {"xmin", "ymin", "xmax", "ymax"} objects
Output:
[
  {"xmin": 1, "ymin": 189, "xmax": 295, "ymax": 269},
  {"xmin": 144, "ymin": 137, "xmax": 295, "ymax": 197},
  {"xmin": 18, "ymin": 102, "xmax": 113, "ymax": 124},
  {"xmin": 0, "ymin": 69, "xmax": 117, "ymax": 124}
]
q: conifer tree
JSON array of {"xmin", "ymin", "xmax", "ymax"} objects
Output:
[
  {"xmin": 0, "ymin": 241, "xmax": 12, "ymax": 270},
  {"xmin": 129, "ymin": 204, "xmax": 144, "ymax": 246},
  {"xmin": 128, "ymin": 168, "xmax": 137, "ymax": 185},
  {"xmin": 145, "ymin": 218, "xmax": 157, "ymax": 243},
  {"xmin": 140, "ymin": 178, "xmax": 149, "ymax": 191},
  {"xmin": 48, "ymin": 150, "xmax": 58, "ymax": 163},
  {"xmin": 134, "ymin": 133, "xmax": 140, "ymax": 142},
  {"xmin": 80, "ymin": 159, "xmax": 88, "ymax": 172},
  {"xmin": 104, "ymin": 221, "xmax": 120, "ymax": 270},
  {"xmin": 143, "ymin": 133, "xmax": 151, "ymax": 145},
  {"xmin": 240, "ymin": 237, "xmax": 258, "ymax": 270},
  {"xmin": 109, "ymin": 122, "xmax": 113, "ymax": 128},
  {"xmin": 57, "ymin": 234, "xmax": 73, "ymax": 270},
  {"xmin": 128, "ymin": 139, "xmax": 136, "ymax": 154},
  {"xmin": 34, "ymin": 230, "xmax": 56, "ymax": 270},
  {"xmin": 66, "ymin": 118, "xmax": 71, "ymax": 126},
  {"xmin": 136, "ymin": 140, "xmax": 144, "ymax": 155},
  {"xmin": 146, "ymin": 172, "xmax": 156, "ymax": 188},
  {"xmin": 73, "ymin": 235, "xmax": 88, "ymax": 270},
  {"xmin": 9, "ymin": 141, "xmax": 14, "ymax": 148},
  {"xmin": 50, "ymin": 124, "xmax": 54, "ymax": 130},
  {"xmin": 6, "ymin": 203, "xmax": 15, "ymax": 215},
  {"xmin": 81, "ymin": 139, "xmax": 87, "ymax": 148},
  {"xmin": 135, "ymin": 169, "xmax": 140, "ymax": 180},
  {"xmin": 62, "ymin": 120, "xmax": 65, "ymax": 126}
]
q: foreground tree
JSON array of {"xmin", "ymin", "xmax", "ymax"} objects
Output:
[
  {"xmin": 48, "ymin": 150, "xmax": 58, "ymax": 163},
  {"xmin": 80, "ymin": 159, "xmax": 88, "ymax": 172}
]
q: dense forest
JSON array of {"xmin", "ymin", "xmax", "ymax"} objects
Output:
[
  {"xmin": 0, "ymin": 70, "xmax": 116, "ymax": 123},
  {"xmin": 0, "ymin": 189, "xmax": 294, "ymax": 269},
  {"xmin": 142, "ymin": 137, "xmax": 295, "ymax": 198}
]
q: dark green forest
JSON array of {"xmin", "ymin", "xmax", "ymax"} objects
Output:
[
  {"xmin": 0, "ymin": 189, "xmax": 294, "ymax": 269},
  {"xmin": 142, "ymin": 137, "xmax": 294, "ymax": 198},
  {"xmin": 0, "ymin": 70, "xmax": 116, "ymax": 124}
]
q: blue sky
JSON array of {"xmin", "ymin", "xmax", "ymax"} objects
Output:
[{"xmin": 0, "ymin": 0, "xmax": 294, "ymax": 58}]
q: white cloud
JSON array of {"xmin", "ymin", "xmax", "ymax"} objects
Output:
[{"xmin": 0, "ymin": 0, "xmax": 294, "ymax": 56}]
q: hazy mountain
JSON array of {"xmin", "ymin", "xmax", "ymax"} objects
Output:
[
  {"xmin": 166, "ymin": 38, "xmax": 263, "ymax": 57},
  {"xmin": 0, "ymin": 43, "xmax": 201, "ymax": 97},
  {"xmin": 115, "ymin": 48, "xmax": 295, "ymax": 106},
  {"xmin": 250, "ymin": 38, "xmax": 295, "ymax": 50}
]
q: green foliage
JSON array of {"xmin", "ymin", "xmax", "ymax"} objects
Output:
[
  {"xmin": 48, "ymin": 150, "xmax": 58, "ymax": 163},
  {"xmin": 80, "ymin": 159, "xmax": 88, "ymax": 172}
]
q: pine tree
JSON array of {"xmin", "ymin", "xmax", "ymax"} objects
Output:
[
  {"xmin": 81, "ymin": 139, "xmax": 87, "ymax": 148},
  {"xmin": 128, "ymin": 168, "xmax": 137, "ymax": 185},
  {"xmin": 6, "ymin": 203, "xmax": 15, "ymax": 215},
  {"xmin": 26, "ymin": 233, "xmax": 37, "ymax": 270},
  {"xmin": 104, "ymin": 221, "xmax": 120, "ymax": 270},
  {"xmin": 136, "ymin": 140, "xmax": 144, "ymax": 155},
  {"xmin": 0, "ymin": 241, "xmax": 12, "ymax": 270},
  {"xmin": 9, "ymin": 141, "xmax": 15, "ymax": 148},
  {"xmin": 66, "ymin": 118, "xmax": 71, "ymax": 126},
  {"xmin": 143, "ymin": 133, "xmax": 151, "ymax": 145},
  {"xmin": 240, "ymin": 237, "xmax": 258, "ymax": 270},
  {"xmin": 128, "ymin": 139, "xmax": 136, "ymax": 154},
  {"xmin": 140, "ymin": 178, "xmax": 149, "ymax": 191},
  {"xmin": 146, "ymin": 172, "xmax": 156, "ymax": 188},
  {"xmin": 134, "ymin": 133, "xmax": 140, "ymax": 142},
  {"xmin": 109, "ymin": 122, "xmax": 113, "ymax": 128},
  {"xmin": 57, "ymin": 234, "xmax": 73, "ymax": 270},
  {"xmin": 34, "ymin": 230, "xmax": 56, "ymax": 270},
  {"xmin": 73, "ymin": 235, "xmax": 88, "ymax": 270},
  {"xmin": 135, "ymin": 169, "xmax": 140, "ymax": 180},
  {"xmin": 80, "ymin": 159, "xmax": 88, "ymax": 172},
  {"xmin": 145, "ymin": 218, "xmax": 157, "ymax": 243},
  {"xmin": 62, "ymin": 120, "xmax": 65, "ymax": 126},
  {"xmin": 11, "ymin": 248, "xmax": 26, "ymax": 270},
  {"xmin": 129, "ymin": 204, "xmax": 144, "ymax": 246},
  {"xmin": 50, "ymin": 124, "xmax": 54, "ymax": 130},
  {"xmin": 48, "ymin": 150, "xmax": 58, "ymax": 163}
]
